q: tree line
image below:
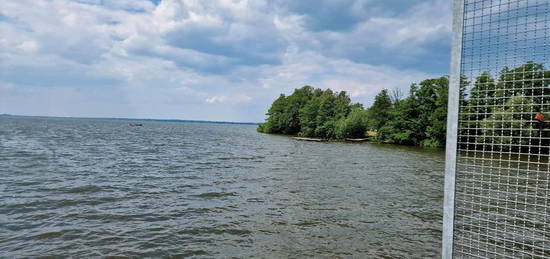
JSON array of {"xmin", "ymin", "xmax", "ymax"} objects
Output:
[
  {"xmin": 258, "ymin": 62, "xmax": 550, "ymax": 149},
  {"xmin": 459, "ymin": 62, "xmax": 550, "ymax": 153}
]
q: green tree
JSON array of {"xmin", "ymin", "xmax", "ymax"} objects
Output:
[
  {"xmin": 258, "ymin": 94, "xmax": 288, "ymax": 133},
  {"xmin": 368, "ymin": 89, "xmax": 392, "ymax": 131},
  {"xmin": 479, "ymin": 96, "xmax": 535, "ymax": 151},
  {"xmin": 281, "ymin": 86, "xmax": 314, "ymax": 134},
  {"xmin": 298, "ymin": 95, "xmax": 321, "ymax": 137},
  {"xmin": 335, "ymin": 108, "xmax": 369, "ymax": 139},
  {"xmin": 258, "ymin": 62, "xmax": 550, "ymax": 149},
  {"xmin": 420, "ymin": 76, "xmax": 449, "ymax": 147},
  {"xmin": 377, "ymin": 77, "xmax": 449, "ymax": 147},
  {"xmin": 377, "ymin": 95, "xmax": 420, "ymax": 145}
]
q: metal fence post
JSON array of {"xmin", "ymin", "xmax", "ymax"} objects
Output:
[{"xmin": 443, "ymin": 0, "xmax": 464, "ymax": 258}]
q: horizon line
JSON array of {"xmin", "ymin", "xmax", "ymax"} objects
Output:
[{"xmin": 0, "ymin": 114, "xmax": 261, "ymax": 125}]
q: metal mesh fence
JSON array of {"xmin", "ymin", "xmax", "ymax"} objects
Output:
[{"xmin": 451, "ymin": 0, "xmax": 550, "ymax": 258}]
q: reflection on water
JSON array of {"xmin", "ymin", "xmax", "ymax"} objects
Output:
[{"xmin": 0, "ymin": 117, "xmax": 445, "ymax": 258}]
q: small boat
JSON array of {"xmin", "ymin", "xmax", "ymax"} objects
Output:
[{"xmin": 129, "ymin": 123, "xmax": 143, "ymax": 126}]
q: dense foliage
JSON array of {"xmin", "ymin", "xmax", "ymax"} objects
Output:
[
  {"xmin": 258, "ymin": 62, "xmax": 550, "ymax": 148},
  {"xmin": 257, "ymin": 86, "xmax": 367, "ymax": 139},
  {"xmin": 375, "ymin": 77, "xmax": 450, "ymax": 147},
  {"xmin": 459, "ymin": 62, "xmax": 550, "ymax": 152},
  {"xmin": 257, "ymin": 78, "xmax": 449, "ymax": 146}
]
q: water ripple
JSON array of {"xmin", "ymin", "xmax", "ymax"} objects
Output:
[{"xmin": 0, "ymin": 117, "xmax": 445, "ymax": 258}]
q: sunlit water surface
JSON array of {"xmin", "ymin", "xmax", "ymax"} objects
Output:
[{"xmin": 0, "ymin": 117, "xmax": 445, "ymax": 258}]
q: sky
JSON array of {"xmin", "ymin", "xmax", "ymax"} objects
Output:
[{"xmin": 0, "ymin": 0, "xmax": 452, "ymax": 122}]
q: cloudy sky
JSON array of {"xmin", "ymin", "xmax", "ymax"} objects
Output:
[{"xmin": 0, "ymin": 0, "xmax": 452, "ymax": 122}]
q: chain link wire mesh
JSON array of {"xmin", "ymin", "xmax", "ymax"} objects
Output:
[{"xmin": 453, "ymin": 0, "xmax": 550, "ymax": 257}]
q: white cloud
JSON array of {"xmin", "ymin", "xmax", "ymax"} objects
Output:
[
  {"xmin": 205, "ymin": 94, "xmax": 252, "ymax": 104},
  {"xmin": 17, "ymin": 40, "xmax": 39, "ymax": 52},
  {"xmin": 249, "ymin": 50, "xmax": 433, "ymax": 106},
  {"xmin": 0, "ymin": 0, "xmax": 450, "ymax": 121},
  {"xmin": 206, "ymin": 96, "xmax": 226, "ymax": 104},
  {"xmin": 365, "ymin": 0, "xmax": 450, "ymax": 48}
]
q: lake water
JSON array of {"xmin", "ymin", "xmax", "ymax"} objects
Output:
[{"xmin": 0, "ymin": 117, "xmax": 445, "ymax": 258}]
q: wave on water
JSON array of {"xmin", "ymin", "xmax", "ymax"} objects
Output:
[{"xmin": 0, "ymin": 117, "xmax": 445, "ymax": 258}]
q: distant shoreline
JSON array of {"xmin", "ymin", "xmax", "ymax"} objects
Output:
[{"xmin": 0, "ymin": 114, "xmax": 260, "ymax": 126}]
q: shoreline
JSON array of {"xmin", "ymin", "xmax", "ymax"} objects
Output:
[
  {"xmin": 292, "ymin": 137, "xmax": 370, "ymax": 143},
  {"xmin": 260, "ymin": 133, "xmax": 444, "ymax": 149}
]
